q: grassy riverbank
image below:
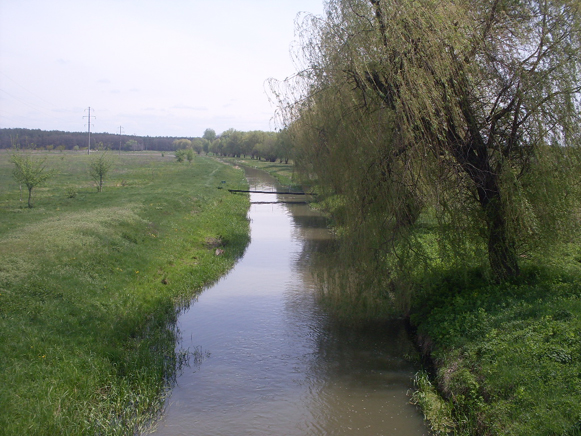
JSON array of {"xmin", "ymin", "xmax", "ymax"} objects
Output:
[
  {"xmin": 0, "ymin": 151, "xmax": 250, "ymax": 435},
  {"xmin": 138, "ymin": 155, "xmax": 581, "ymax": 434},
  {"xmin": 409, "ymin": 251, "xmax": 581, "ymax": 435}
]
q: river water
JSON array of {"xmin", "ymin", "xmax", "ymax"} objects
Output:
[{"xmin": 151, "ymin": 167, "xmax": 428, "ymax": 436}]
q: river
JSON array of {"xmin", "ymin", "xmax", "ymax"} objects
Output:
[{"xmin": 151, "ymin": 167, "xmax": 428, "ymax": 435}]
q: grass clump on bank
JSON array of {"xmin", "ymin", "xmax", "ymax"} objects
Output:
[{"xmin": 0, "ymin": 151, "xmax": 250, "ymax": 435}]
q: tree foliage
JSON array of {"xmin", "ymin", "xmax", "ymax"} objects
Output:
[
  {"xmin": 175, "ymin": 149, "xmax": 187, "ymax": 163},
  {"xmin": 186, "ymin": 147, "xmax": 195, "ymax": 163},
  {"xmin": 202, "ymin": 128, "xmax": 216, "ymax": 143},
  {"xmin": 172, "ymin": 139, "xmax": 192, "ymax": 151},
  {"xmin": 205, "ymin": 129, "xmax": 293, "ymax": 162},
  {"xmin": 11, "ymin": 153, "xmax": 54, "ymax": 208},
  {"xmin": 273, "ymin": 0, "xmax": 581, "ymax": 294},
  {"xmin": 89, "ymin": 152, "xmax": 114, "ymax": 192},
  {"xmin": 0, "ymin": 128, "xmax": 179, "ymax": 152}
]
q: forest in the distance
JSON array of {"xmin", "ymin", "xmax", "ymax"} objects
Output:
[
  {"xmin": 0, "ymin": 127, "xmax": 293, "ymax": 162},
  {"xmin": 0, "ymin": 128, "xmax": 180, "ymax": 151}
]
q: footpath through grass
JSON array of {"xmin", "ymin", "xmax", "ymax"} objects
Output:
[{"xmin": 0, "ymin": 151, "xmax": 250, "ymax": 435}]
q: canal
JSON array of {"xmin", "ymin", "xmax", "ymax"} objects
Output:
[{"xmin": 151, "ymin": 166, "xmax": 428, "ymax": 435}]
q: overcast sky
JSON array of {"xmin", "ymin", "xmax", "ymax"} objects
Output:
[{"xmin": 0, "ymin": 0, "xmax": 324, "ymax": 137}]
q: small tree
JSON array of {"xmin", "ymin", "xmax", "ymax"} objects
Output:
[
  {"xmin": 192, "ymin": 139, "xmax": 203, "ymax": 155},
  {"xmin": 175, "ymin": 149, "xmax": 187, "ymax": 163},
  {"xmin": 186, "ymin": 148, "xmax": 195, "ymax": 164},
  {"xmin": 89, "ymin": 153, "xmax": 114, "ymax": 192},
  {"xmin": 11, "ymin": 154, "xmax": 54, "ymax": 208}
]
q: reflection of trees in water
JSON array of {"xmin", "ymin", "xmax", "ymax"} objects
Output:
[
  {"xmin": 284, "ymin": 200, "xmax": 420, "ymax": 435},
  {"xmin": 249, "ymin": 165, "xmax": 418, "ymax": 362},
  {"xmin": 311, "ymin": 318, "xmax": 418, "ymax": 376},
  {"xmin": 285, "ymin": 203, "xmax": 337, "ymax": 272},
  {"xmin": 289, "ymin": 206, "xmax": 417, "ymax": 434},
  {"xmin": 286, "ymin": 200, "xmax": 406, "ymax": 321}
]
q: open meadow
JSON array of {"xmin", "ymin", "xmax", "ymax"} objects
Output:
[{"xmin": 0, "ymin": 150, "xmax": 250, "ymax": 435}]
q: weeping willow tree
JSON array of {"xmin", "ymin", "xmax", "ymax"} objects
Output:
[{"xmin": 271, "ymin": 0, "xmax": 581, "ymax": 311}]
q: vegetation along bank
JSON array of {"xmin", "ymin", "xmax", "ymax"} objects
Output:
[
  {"xmin": 229, "ymin": 149, "xmax": 581, "ymax": 435},
  {"xmin": 0, "ymin": 150, "xmax": 250, "ymax": 435},
  {"xmin": 266, "ymin": 0, "xmax": 581, "ymax": 433}
]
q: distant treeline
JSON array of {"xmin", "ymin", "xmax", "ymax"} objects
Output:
[
  {"xmin": 0, "ymin": 128, "xmax": 185, "ymax": 152},
  {"xmin": 0, "ymin": 127, "xmax": 295, "ymax": 163}
]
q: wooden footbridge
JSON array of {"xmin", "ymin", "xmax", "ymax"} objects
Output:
[{"xmin": 228, "ymin": 189, "xmax": 315, "ymax": 195}]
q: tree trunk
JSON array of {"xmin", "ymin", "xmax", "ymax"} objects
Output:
[
  {"xmin": 448, "ymin": 79, "xmax": 521, "ymax": 280},
  {"xmin": 27, "ymin": 187, "xmax": 33, "ymax": 208},
  {"xmin": 365, "ymin": 3, "xmax": 522, "ymax": 280},
  {"xmin": 485, "ymin": 199, "xmax": 520, "ymax": 280},
  {"xmin": 449, "ymin": 130, "xmax": 520, "ymax": 280}
]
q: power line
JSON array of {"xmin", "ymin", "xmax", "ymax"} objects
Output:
[
  {"xmin": 0, "ymin": 71, "xmax": 60, "ymax": 109},
  {"xmin": 118, "ymin": 125, "xmax": 124, "ymax": 154},
  {"xmin": 0, "ymin": 87, "xmax": 62, "ymax": 121},
  {"xmin": 83, "ymin": 107, "xmax": 95, "ymax": 155}
]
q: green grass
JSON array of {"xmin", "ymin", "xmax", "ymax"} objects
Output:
[
  {"xmin": 410, "ymin": 262, "xmax": 581, "ymax": 435},
  {"xmin": 0, "ymin": 150, "xmax": 250, "ymax": 435}
]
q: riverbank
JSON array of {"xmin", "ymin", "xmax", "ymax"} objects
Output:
[
  {"xmin": 228, "ymin": 156, "xmax": 581, "ymax": 435},
  {"xmin": 409, "ymin": 261, "xmax": 581, "ymax": 435},
  {"xmin": 0, "ymin": 151, "xmax": 250, "ymax": 435}
]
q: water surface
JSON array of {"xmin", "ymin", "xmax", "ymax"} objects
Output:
[{"xmin": 152, "ymin": 167, "xmax": 428, "ymax": 435}]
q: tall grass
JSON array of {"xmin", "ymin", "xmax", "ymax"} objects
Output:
[{"xmin": 0, "ymin": 151, "xmax": 250, "ymax": 435}]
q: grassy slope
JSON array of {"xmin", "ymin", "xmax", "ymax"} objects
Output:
[{"xmin": 0, "ymin": 151, "xmax": 250, "ymax": 435}]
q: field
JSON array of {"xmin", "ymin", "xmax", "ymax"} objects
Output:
[
  {"xmin": 3, "ymin": 149, "xmax": 581, "ymax": 435},
  {"xmin": 0, "ymin": 150, "xmax": 250, "ymax": 435}
]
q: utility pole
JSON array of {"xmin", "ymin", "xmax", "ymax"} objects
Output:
[
  {"xmin": 83, "ymin": 107, "xmax": 95, "ymax": 155},
  {"xmin": 118, "ymin": 126, "xmax": 124, "ymax": 155}
]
